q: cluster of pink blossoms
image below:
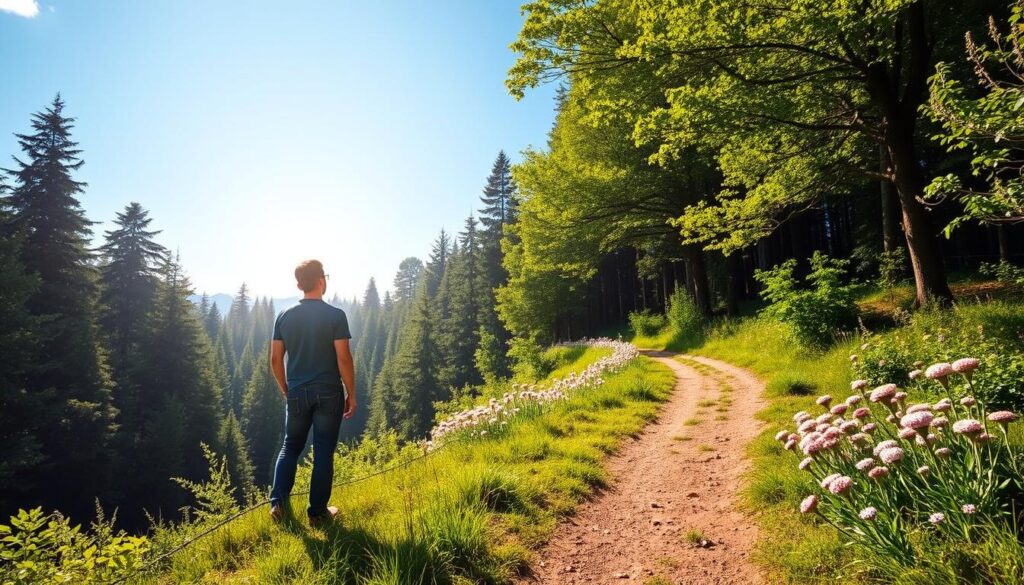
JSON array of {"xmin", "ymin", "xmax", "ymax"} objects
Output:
[
  {"xmin": 778, "ymin": 356, "xmax": 1020, "ymax": 534},
  {"xmin": 426, "ymin": 339, "xmax": 639, "ymax": 449}
]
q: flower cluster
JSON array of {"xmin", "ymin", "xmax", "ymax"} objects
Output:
[
  {"xmin": 426, "ymin": 339, "xmax": 639, "ymax": 449},
  {"xmin": 777, "ymin": 356, "xmax": 1022, "ymax": 562}
]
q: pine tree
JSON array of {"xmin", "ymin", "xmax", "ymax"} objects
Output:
[
  {"xmin": 388, "ymin": 283, "xmax": 444, "ymax": 439},
  {"xmin": 441, "ymin": 216, "xmax": 485, "ymax": 389},
  {"xmin": 479, "ymin": 150, "xmax": 518, "ymax": 234},
  {"xmin": 392, "ymin": 257, "xmax": 423, "ymax": 304},
  {"xmin": 218, "ymin": 412, "xmax": 255, "ymax": 501},
  {"xmin": 241, "ymin": 352, "xmax": 285, "ymax": 485},
  {"xmin": 3, "ymin": 95, "xmax": 116, "ymax": 519},
  {"xmin": 198, "ymin": 293, "xmax": 211, "ymax": 323},
  {"xmin": 424, "ymin": 229, "xmax": 451, "ymax": 297},
  {"xmin": 363, "ymin": 278, "xmax": 381, "ymax": 310},
  {"xmin": 98, "ymin": 202, "xmax": 167, "ymax": 384},
  {"xmin": 229, "ymin": 342, "xmax": 255, "ymax": 417},
  {"xmin": 227, "ymin": 283, "xmax": 252, "ymax": 358},
  {"xmin": 203, "ymin": 299, "xmax": 222, "ymax": 340},
  {"xmin": 128, "ymin": 254, "xmax": 223, "ymax": 516},
  {"xmin": 477, "ymin": 152, "xmax": 518, "ymax": 379}
]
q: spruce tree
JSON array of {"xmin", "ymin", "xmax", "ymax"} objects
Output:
[
  {"xmin": 479, "ymin": 150, "xmax": 518, "ymax": 234},
  {"xmin": 241, "ymin": 352, "xmax": 284, "ymax": 485},
  {"xmin": 424, "ymin": 229, "xmax": 451, "ymax": 297},
  {"xmin": 227, "ymin": 283, "xmax": 252, "ymax": 358},
  {"xmin": 218, "ymin": 412, "xmax": 255, "ymax": 501},
  {"xmin": 3, "ymin": 95, "xmax": 116, "ymax": 519},
  {"xmin": 98, "ymin": 202, "xmax": 167, "ymax": 385},
  {"xmin": 363, "ymin": 277, "xmax": 381, "ymax": 310},
  {"xmin": 442, "ymin": 216, "xmax": 485, "ymax": 389},
  {"xmin": 478, "ymin": 152, "xmax": 518, "ymax": 378},
  {"xmin": 203, "ymin": 299, "xmax": 222, "ymax": 340},
  {"xmin": 389, "ymin": 283, "xmax": 444, "ymax": 439}
]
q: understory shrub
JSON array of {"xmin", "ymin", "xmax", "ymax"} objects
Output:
[
  {"xmin": 755, "ymin": 251, "xmax": 859, "ymax": 347},
  {"xmin": 666, "ymin": 288, "xmax": 704, "ymax": 338},
  {"xmin": 980, "ymin": 260, "xmax": 1024, "ymax": 286},
  {"xmin": 779, "ymin": 355, "xmax": 1024, "ymax": 582},
  {"xmin": 628, "ymin": 309, "xmax": 666, "ymax": 336}
]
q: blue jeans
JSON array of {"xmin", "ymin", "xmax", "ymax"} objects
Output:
[{"xmin": 270, "ymin": 382, "xmax": 343, "ymax": 517}]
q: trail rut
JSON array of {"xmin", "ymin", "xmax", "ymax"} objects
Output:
[{"xmin": 518, "ymin": 351, "xmax": 766, "ymax": 585}]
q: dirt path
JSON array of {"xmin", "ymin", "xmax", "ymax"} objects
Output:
[{"xmin": 519, "ymin": 351, "xmax": 766, "ymax": 585}]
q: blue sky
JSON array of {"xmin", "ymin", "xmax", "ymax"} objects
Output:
[{"xmin": 0, "ymin": 0, "xmax": 556, "ymax": 299}]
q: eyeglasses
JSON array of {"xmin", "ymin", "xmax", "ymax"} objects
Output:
[{"xmin": 323, "ymin": 273, "xmax": 330, "ymax": 281}]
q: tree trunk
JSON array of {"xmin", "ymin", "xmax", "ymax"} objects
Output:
[
  {"xmin": 725, "ymin": 252, "xmax": 741, "ymax": 316},
  {"xmin": 685, "ymin": 246, "xmax": 712, "ymax": 315},
  {"xmin": 998, "ymin": 225, "xmax": 1011, "ymax": 262},
  {"xmin": 880, "ymin": 145, "xmax": 901, "ymax": 252}
]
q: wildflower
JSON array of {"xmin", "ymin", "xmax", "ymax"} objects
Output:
[
  {"xmin": 853, "ymin": 407, "xmax": 870, "ymax": 419},
  {"xmin": 831, "ymin": 404, "xmax": 848, "ymax": 416},
  {"xmin": 933, "ymin": 399, "xmax": 952, "ymax": 412},
  {"xmin": 775, "ymin": 430, "xmax": 789, "ymax": 442},
  {"xmin": 873, "ymin": 440, "xmax": 898, "ymax": 456},
  {"xmin": 886, "ymin": 414, "xmax": 897, "ymax": 424},
  {"xmin": 798, "ymin": 457, "xmax": 813, "ymax": 470},
  {"xmin": 851, "ymin": 379, "xmax": 868, "ymax": 391},
  {"xmin": 931, "ymin": 416, "xmax": 948, "ymax": 428},
  {"xmin": 784, "ymin": 439, "xmax": 797, "ymax": 451},
  {"xmin": 868, "ymin": 466, "xmax": 890, "ymax": 480},
  {"xmin": 893, "ymin": 391, "xmax": 908, "ymax": 404},
  {"xmin": 793, "ymin": 411, "xmax": 811, "ymax": 423},
  {"xmin": 816, "ymin": 395, "xmax": 833, "ymax": 408},
  {"xmin": 925, "ymin": 363, "xmax": 954, "ymax": 387},
  {"xmin": 855, "ymin": 457, "xmax": 875, "ymax": 471},
  {"xmin": 863, "ymin": 423, "xmax": 877, "ymax": 433},
  {"xmin": 988, "ymin": 411, "xmax": 1018, "ymax": 426},
  {"xmin": 901, "ymin": 411, "xmax": 934, "ymax": 430},
  {"xmin": 820, "ymin": 473, "xmax": 841, "ymax": 489},
  {"xmin": 952, "ymin": 358, "xmax": 980, "ymax": 375},
  {"xmin": 898, "ymin": 427, "xmax": 918, "ymax": 440},
  {"xmin": 839, "ymin": 421, "xmax": 859, "ymax": 434},
  {"xmin": 929, "ymin": 512, "xmax": 945, "ymax": 525},
  {"xmin": 976, "ymin": 432, "xmax": 997, "ymax": 444},
  {"xmin": 917, "ymin": 465, "xmax": 931, "ymax": 476},
  {"xmin": 878, "ymin": 359, "xmax": 887, "ymax": 367},
  {"xmin": 859, "ymin": 507, "xmax": 878, "ymax": 521},
  {"xmin": 850, "ymin": 433, "xmax": 871, "ymax": 446},
  {"xmin": 846, "ymin": 394, "xmax": 863, "ymax": 406},
  {"xmin": 962, "ymin": 504, "xmax": 977, "ymax": 515},
  {"xmin": 909, "ymin": 369, "xmax": 922, "ymax": 380},
  {"xmin": 800, "ymin": 495, "xmax": 819, "ymax": 514},
  {"xmin": 905, "ymin": 404, "xmax": 932, "ymax": 415},
  {"xmin": 815, "ymin": 413, "xmax": 832, "ymax": 425},
  {"xmin": 916, "ymin": 433, "xmax": 938, "ymax": 447},
  {"xmin": 798, "ymin": 419, "xmax": 817, "ymax": 434},
  {"xmin": 935, "ymin": 447, "xmax": 952, "ymax": 459},
  {"xmin": 802, "ymin": 437, "xmax": 826, "ymax": 456},
  {"xmin": 914, "ymin": 360, "xmax": 925, "ymax": 368},
  {"xmin": 828, "ymin": 476, "xmax": 853, "ymax": 495},
  {"xmin": 870, "ymin": 384, "xmax": 897, "ymax": 403},
  {"xmin": 960, "ymin": 396, "xmax": 977, "ymax": 407},
  {"xmin": 850, "ymin": 354, "xmax": 859, "ymax": 362},
  {"xmin": 879, "ymin": 447, "xmax": 905, "ymax": 464},
  {"xmin": 952, "ymin": 419, "xmax": 984, "ymax": 435}
]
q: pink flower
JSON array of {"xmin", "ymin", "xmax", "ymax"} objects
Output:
[
  {"xmin": 933, "ymin": 399, "xmax": 952, "ymax": 412},
  {"xmin": 953, "ymin": 419, "xmax": 984, "ymax": 435},
  {"xmin": 816, "ymin": 395, "xmax": 833, "ymax": 408},
  {"xmin": 960, "ymin": 396, "xmax": 977, "ymax": 407},
  {"xmin": 859, "ymin": 507, "xmax": 878, "ymax": 521},
  {"xmin": 962, "ymin": 504, "xmax": 976, "ymax": 515},
  {"xmin": 906, "ymin": 404, "xmax": 932, "ymax": 414},
  {"xmin": 901, "ymin": 411, "xmax": 934, "ymax": 430},
  {"xmin": 800, "ymin": 495, "xmax": 819, "ymax": 514},
  {"xmin": 853, "ymin": 407, "xmax": 870, "ymax": 420},
  {"xmin": 931, "ymin": 416, "xmax": 948, "ymax": 428},
  {"xmin": 868, "ymin": 466, "xmax": 890, "ymax": 479},
  {"xmin": 952, "ymin": 358, "xmax": 980, "ymax": 374},
  {"xmin": 798, "ymin": 419, "xmax": 817, "ymax": 433},
  {"xmin": 935, "ymin": 447, "xmax": 952, "ymax": 459},
  {"xmin": 794, "ymin": 411, "xmax": 811, "ymax": 423},
  {"xmin": 863, "ymin": 423, "xmax": 877, "ymax": 433},
  {"xmin": 839, "ymin": 421, "xmax": 859, "ymax": 434},
  {"xmin": 855, "ymin": 457, "xmax": 876, "ymax": 471},
  {"xmin": 784, "ymin": 439, "xmax": 797, "ymax": 451},
  {"xmin": 802, "ymin": 437, "xmax": 826, "ymax": 456},
  {"xmin": 988, "ymin": 411, "xmax": 1018, "ymax": 425},
  {"xmin": 929, "ymin": 512, "xmax": 945, "ymax": 525},
  {"xmin": 909, "ymin": 369, "xmax": 922, "ymax": 380},
  {"xmin": 879, "ymin": 447, "xmax": 904, "ymax": 464},
  {"xmin": 917, "ymin": 465, "xmax": 931, "ymax": 476},
  {"xmin": 846, "ymin": 395, "xmax": 863, "ymax": 406},
  {"xmin": 828, "ymin": 476, "xmax": 853, "ymax": 495},
  {"xmin": 977, "ymin": 432, "xmax": 997, "ymax": 444},
  {"xmin": 886, "ymin": 414, "xmax": 897, "ymax": 423},
  {"xmin": 850, "ymin": 432, "xmax": 871, "ymax": 445},
  {"xmin": 926, "ymin": 363, "xmax": 954, "ymax": 379},
  {"xmin": 775, "ymin": 430, "xmax": 789, "ymax": 442},
  {"xmin": 873, "ymin": 440, "xmax": 898, "ymax": 456},
  {"xmin": 851, "ymin": 379, "xmax": 868, "ymax": 391},
  {"xmin": 815, "ymin": 413, "xmax": 832, "ymax": 425},
  {"xmin": 799, "ymin": 457, "xmax": 814, "ymax": 470},
  {"xmin": 898, "ymin": 427, "xmax": 918, "ymax": 440},
  {"xmin": 870, "ymin": 384, "xmax": 897, "ymax": 403},
  {"xmin": 831, "ymin": 404, "xmax": 848, "ymax": 416},
  {"xmin": 893, "ymin": 391, "xmax": 908, "ymax": 403},
  {"xmin": 820, "ymin": 473, "xmax": 841, "ymax": 489}
]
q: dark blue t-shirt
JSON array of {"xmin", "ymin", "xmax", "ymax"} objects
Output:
[{"xmin": 272, "ymin": 299, "xmax": 351, "ymax": 390}]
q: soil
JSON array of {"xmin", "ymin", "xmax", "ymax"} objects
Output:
[{"xmin": 517, "ymin": 351, "xmax": 766, "ymax": 585}]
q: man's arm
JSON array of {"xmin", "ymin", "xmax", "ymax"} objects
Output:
[
  {"xmin": 270, "ymin": 340, "xmax": 288, "ymax": 397},
  {"xmin": 334, "ymin": 339, "xmax": 356, "ymax": 419}
]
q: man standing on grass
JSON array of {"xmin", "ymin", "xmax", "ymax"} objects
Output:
[{"xmin": 268, "ymin": 259, "xmax": 356, "ymax": 525}]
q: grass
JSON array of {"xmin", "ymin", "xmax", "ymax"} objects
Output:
[
  {"xmin": 151, "ymin": 348, "xmax": 675, "ymax": 584},
  {"xmin": 682, "ymin": 528, "xmax": 705, "ymax": 545}
]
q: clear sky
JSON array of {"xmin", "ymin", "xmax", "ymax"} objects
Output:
[{"xmin": 0, "ymin": 0, "xmax": 557, "ymax": 299}]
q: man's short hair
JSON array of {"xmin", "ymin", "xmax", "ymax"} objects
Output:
[{"xmin": 295, "ymin": 259, "xmax": 325, "ymax": 292}]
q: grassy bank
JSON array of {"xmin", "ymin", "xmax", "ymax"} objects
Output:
[
  {"xmin": 150, "ymin": 347, "xmax": 674, "ymax": 584},
  {"xmin": 633, "ymin": 297, "xmax": 1024, "ymax": 584}
]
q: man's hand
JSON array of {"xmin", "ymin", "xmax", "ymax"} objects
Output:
[
  {"xmin": 344, "ymin": 393, "xmax": 356, "ymax": 419},
  {"xmin": 270, "ymin": 340, "xmax": 288, "ymax": 397}
]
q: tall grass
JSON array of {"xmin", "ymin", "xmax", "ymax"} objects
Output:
[{"xmin": 152, "ymin": 351, "xmax": 674, "ymax": 584}]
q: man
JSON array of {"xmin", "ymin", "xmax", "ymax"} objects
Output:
[{"xmin": 268, "ymin": 259, "xmax": 356, "ymax": 525}]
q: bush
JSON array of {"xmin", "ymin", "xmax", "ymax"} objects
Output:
[
  {"xmin": 666, "ymin": 288, "xmax": 704, "ymax": 337},
  {"xmin": 507, "ymin": 335, "xmax": 553, "ymax": 381},
  {"xmin": 628, "ymin": 310, "xmax": 666, "ymax": 337},
  {"xmin": 754, "ymin": 251, "xmax": 858, "ymax": 347},
  {"xmin": 979, "ymin": 260, "xmax": 1024, "ymax": 286}
]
